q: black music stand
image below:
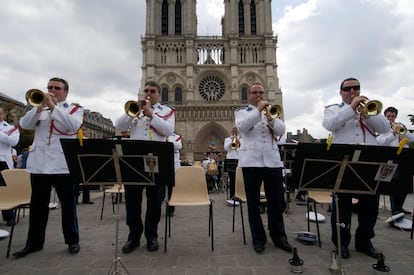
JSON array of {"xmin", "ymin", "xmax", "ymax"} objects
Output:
[
  {"xmin": 292, "ymin": 143, "xmax": 414, "ymax": 274},
  {"xmin": 223, "ymin": 159, "xmax": 238, "ymax": 173},
  {"xmin": 61, "ymin": 138, "xmax": 174, "ymax": 275}
]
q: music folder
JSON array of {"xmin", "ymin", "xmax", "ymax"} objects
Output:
[{"xmin": 60, "ymin": 138, "xmax": 175, "ymax": 187}]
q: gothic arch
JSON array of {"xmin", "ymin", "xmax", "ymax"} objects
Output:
[{"xmin": 193, "ymin": 121, "xmax": 228, "ymax": 161}]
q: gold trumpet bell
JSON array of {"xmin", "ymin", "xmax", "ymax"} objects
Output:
[
  {"xmin": 230, "ymin": 137, "xmax": 239, "ymax": 151},
  {"xmin": 124, "ymin": 100, "xmax": 140, "ymax": 117},
  {"xmin": 361, "ymin": 99, "xmax": 382, "ymax": 116},
  {"xmin": 266, "ymin": 104, "xmax": 283, "ymax": 119},
  {"xmin": 25, "ymin": 89, "xmax": 45, "ymax": 107}
]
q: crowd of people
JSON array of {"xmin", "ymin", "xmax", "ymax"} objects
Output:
[{"xmin": 1, "ymin": 77, "xmax": 413, "ymax": 263}]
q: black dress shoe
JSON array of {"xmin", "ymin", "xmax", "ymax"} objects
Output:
[
  {"xmin": 355, "ymin": 244, "xmax": 380, "ymax": 259},
  {"xmin": 340, "ymin": 246, "xmax": 350, "ymax": 259},
  {"xmin": 82, "ymin": 201, "xmax": 94, "ymax": 204},
  {"xmin": 272, "ymin": 234, "xmax": 293, "ymax": 253},
  {"xmin": 147, "ymin": 239, "xmax": 159, "ymax": 252},
  {"xmin": 13, "ymin": 246, "xmax": 43, "ymax": 258},
  {"xmin": 122, "ymin": 239, "xmax": 140, "ymax": 254},
  {"xmin": 253, "ymin": 243, "xmax": 265, "ymax": 254},
  {"xmin": 68, "ymin": 243, "xmax": 80, "ymax": 254}
]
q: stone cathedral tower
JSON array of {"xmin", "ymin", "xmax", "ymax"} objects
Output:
[{"xmin": 141, "ymin": 0, "xmax": 283, "ymax": 162}]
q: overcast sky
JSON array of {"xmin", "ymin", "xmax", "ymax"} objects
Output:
[{"xmin": 1, "ymin": 0, "xmax": 413, "ymax": 139}]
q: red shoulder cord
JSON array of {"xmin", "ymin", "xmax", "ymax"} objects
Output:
[
  {"xmin": 358, "ymin": 113, "xmax": 378, "ymax": 143},
  {"xmin": 49, "ymin": 105, "xmax": 83, "ymax": 141},
  {"xmin": 149, "ymin": 109, "xmax": 175, "ymax": 137},
  {"xmin": 5, "ymin": 125, "xmax": 19, "ymax": 136}
]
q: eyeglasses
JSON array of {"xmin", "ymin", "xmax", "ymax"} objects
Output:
[
  {"xmin": 144, "ymin": 89, "xmax": 158, "ymax": 94},
  {"xmin": 250, "ymin": 91, "xmax": 265, "ymax": 95},
  {"xmin": 342, "ymin": 85, "xmax": 360, "ymax": 92},
  {"xmin": 47, "ymin": 86, "xmax": 63, "ymax": 91}
]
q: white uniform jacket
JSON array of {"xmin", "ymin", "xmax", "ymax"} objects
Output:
[
  {"xmin": 0, "ymin": 121, "xmax": 20, "ymax": 169},
  {"xmin": 377, "ymin": 126, "xmax": 414, "ymax": 147},
  {"xmin": 167, "ymin": 133, "xmax": 182, "ymax": 171},
  {"xmin": 223, "ymin": 136, "xmax": 240, "ymax": 160},
  {"xmin": 115, "ymin": 103, "xmax": 175, "ymax": 142},
  {"xmin": 235, "ymin": 105, "xmax": 285, "ymax": 168},
  {"xmin": 19, "ymin": 102, "xmax": 84, "ymax": 174},
  {"xmin": 323, "ymin": 102, "xmax": 389, "ymax": 145}
]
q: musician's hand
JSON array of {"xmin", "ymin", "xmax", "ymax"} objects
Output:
[
  {"xmin": 350, "ymin": 95, "xmax": 367, "ymax": 111},
  {"xmin": 142, "ymin": 100, "xmax": 153, "ymax": 118},
  {"xmin": 44, "ymin": 93, "xmax": 57, "ymax": 110},
  {"xmin": 257, "ymin": 100, "xmax": 269, "ymax": 113}
]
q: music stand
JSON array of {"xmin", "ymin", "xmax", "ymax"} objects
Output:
[
  {"xmin": 61, "ymin": 138, "xmax": 174, "ymax": 275},
  {"xmin": 292, "ymin": 143, "xmax": 414, "ymax": 274}
]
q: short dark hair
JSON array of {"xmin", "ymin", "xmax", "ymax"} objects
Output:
[
  {"xmin": 49, "ymin": 77, "xmax": 69, "ymax": 90},
  {"xmin": 340, "ymin": 77, "xmax": 359, "ymax": 90},
  {"xmin": 144, "ymin": 80, "xmax": 161, "ymax": 93},
  {"xmin": 384, "ymin": 106, "xmax": 398, "ymax": 116}
]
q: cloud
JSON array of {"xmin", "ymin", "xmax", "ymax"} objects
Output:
[
  {"xmin": 274, "ymin": 0, "xmax": 414, "ymax": 137},
  {"xmin": 1, "ymin": 0, "xmax": 413, "ymax": 139}
]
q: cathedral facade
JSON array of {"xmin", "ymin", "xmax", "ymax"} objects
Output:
[{"xmin": 140, "ymin": 0, "xmax": 283, "ymax": 162}]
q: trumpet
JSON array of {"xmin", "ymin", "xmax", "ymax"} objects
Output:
[
  {"xmin": 230, "ymin": 136, "xmax": 240, "ymax": 151},
  {"xmin": 258, "ymin": 99, "xmax": 283, "ymax": 119},
  {"xmin": 391, "ymin": 122, "xmax": 407, "ymax": 135},
  {"xmin": 359, "ymin": 99, "xmax": 382, "ymax": 116},
  {"xmin": 124, "ymin": 96, "xmax": 150, "ymax": 117},
  {"xmin": 25, "ymin": 89, "xmax": 45, "ymax": 107}
]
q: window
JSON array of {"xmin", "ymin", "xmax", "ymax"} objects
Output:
[
  {"xmin": 175, "ymin": 0, "xmax": 181, "ymax": 34},
  {"xmin": 238, "ymin": 0, "xmax": 244, "ymax": 35},
  {"xmin": 241, "ymin": 87, "xmax": 248, "ymax": 103},
  {"xmin": 250, "ymin": 0, "xmax": 256, "ymax": 35},
  {"xmin": 162, "ymin": 87, "xmax": 169, "ymax": 103},
  {"xmin": 175, "ymin": 87, "xmax": 182, "ymax": 104},
  {"xmin": 161, "ymin": 0, "xmax": 168, "ymax": 35}
]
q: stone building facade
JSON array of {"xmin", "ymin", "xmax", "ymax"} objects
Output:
[{"xmin": 140, "ymin": 0, "xmax": 283, "ymax": 162}]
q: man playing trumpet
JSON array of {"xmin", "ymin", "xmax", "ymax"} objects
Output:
[
  {"xmin": 377, "ymin": 106, "xmax": 414, "ymax": 216},
  {"xmin": 323, "ymin": 77, "xmax": 389, "ymax": 259},
  {"xmin": 14, "ymin": 77, "xmax": 83, "ymax": 258},
  {"xmin": 223, "ymin": 126, "xmax": 240, "ymax": 205},
  {"xmin": 235, "ymin": 83, "xmax": 292, "ymax": 254},
  {"xmin": 115, "ymin": 81, "xmax": 175, "ymax": 253}
]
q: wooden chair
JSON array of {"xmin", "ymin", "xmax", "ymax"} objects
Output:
[
  {"xmin": 0, "ymin": 169, "xmax": 31, "ymax": 257},
  {"xmin": 164, "ymin": 166, "xmax": 214, "ymax": 252},
  {"xmin": 100, "ymin": 184, "xmax": 124, "ymax": 220}
]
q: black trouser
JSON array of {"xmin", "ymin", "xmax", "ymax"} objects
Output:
[
  {"xmin": 26, "ymin": 174, "xmax": 79, "ymax": 248},
  {"xmin": 224, "ymin": 159, "xmax": 238, "ymax": 198},
  {"xmin": 242, "ymin": 167, "xmax": 287, "ymax": 246},
  {"xmin": 124, "ymin": 184, "xmax": 163, "ymax": 242},
  {"xmin": 331, "ymin": 193, "xmax": 379, "ymax": 249}
]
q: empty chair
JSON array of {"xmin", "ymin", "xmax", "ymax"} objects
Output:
[
  {"xmin": 0, "ymin": 169, "xmax": 31, "ymax": 257},
  {"xmin": 164, "ymin": 166, "xmax": 213, "ymax": 252}
]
